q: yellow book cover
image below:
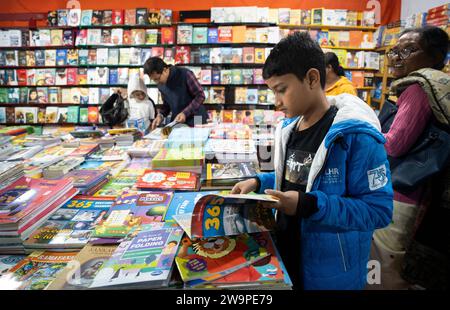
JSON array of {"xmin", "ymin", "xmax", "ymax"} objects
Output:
[
  {"xmin": 289, "ymin": 9, "xmax": 301, "ymax": 25},
  {"xmin": 254, "ymin": 48, "xmax": 265, "ymax": 64}
]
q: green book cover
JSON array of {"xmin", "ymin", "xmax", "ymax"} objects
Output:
[
  {"xmin": 0, "ymin": 89, "xmax": 8, "ymax": 103},
  {"xmin": 192, "ymin": 27, "xmax": 208, "ymax": 44},
  {"xmin": 152, "ymin": 147, "xmax": 204, "ymax": 168},
  {"xmin": 79, "ymin": 107, "xmax": 88, "ymax": 123},
  {"xmin": 67, "ymin": 106, "xmax": 79, "ymax": 123}
]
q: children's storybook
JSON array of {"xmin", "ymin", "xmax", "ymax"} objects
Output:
[{"xmin": 172, "ymin": 193, "xmax": 278, "ymax": 238}]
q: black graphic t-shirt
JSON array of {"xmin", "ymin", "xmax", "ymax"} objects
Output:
[{"xmin": 277, "ymin": 105, "xmax": 337, "ymax": 289}]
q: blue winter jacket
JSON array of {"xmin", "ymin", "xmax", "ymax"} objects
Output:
[{"xmin": 257, "ymin": 94, "xmax": 393, "ymax": 290}]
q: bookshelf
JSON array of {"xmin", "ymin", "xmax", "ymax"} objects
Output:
[{"xmin": 0, "ymin": 7, "xmax": 383, "ymax": 126}]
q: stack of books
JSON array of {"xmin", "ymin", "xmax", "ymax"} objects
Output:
[
  {"xmin": 65, "ymin": 169, "xmax": 109, "ymax": 195},
  {"xmin": 200, "ymin": 162, "xmax": 259, "ymax": 190},
  {"xmin": 127, "ymin": 139, "xmax": 165, "ymax": 158},
  {"xmin": 23, "ymin": 196, "xmax": 114, "ymax": 253},
  {"xmin": 0, "ymin": 177, "xmax": 77, "ymax": 253},
  {"xmin": 0, "ymin": 161, "xmax": 24, "ymax": 188}
]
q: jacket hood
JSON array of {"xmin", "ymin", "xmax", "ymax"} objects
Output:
[
  {"xmin": 127, "ymin": 74, "xmax": 148, "ymax": 98},
  {"xmin": 325, "ymin": 94, "xmax": 385, "ymax": 147}
]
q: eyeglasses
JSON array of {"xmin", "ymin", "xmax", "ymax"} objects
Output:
[{"xmin": 387, "ymin": 47, "xmax": 421, "ymax": 60}]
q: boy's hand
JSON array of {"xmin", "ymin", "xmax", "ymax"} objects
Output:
[
  {"xmin": 174, "ymin": 112, "xmax": 186, "ymax": 123},
  {"xmin": 263, "ymin": 189, "xmax": 299, "ymax": 216},
  {"xmin": 231, "ymin": 178, "xmax": 258, "ymax": 194}
]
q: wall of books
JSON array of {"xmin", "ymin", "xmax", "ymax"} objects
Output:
[
  {"xmin": 371, "ymin": 3, "xmax": 450, "ymax": 109},
  {"xmin": 0, "ymin": 6, "xmax": 381, "ymax": 126}
]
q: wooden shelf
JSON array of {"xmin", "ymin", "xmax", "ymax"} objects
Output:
[
  {"xmin": 321, "ymin": 46, "xmax": 375, "ymax": 51},
  {"xmin": 0, "ymin": 84, "xmax": 267, "ymax": 88},
  {"xmin": 356, "ymin": 87, "xmax": 375, "ymax": 90},
  {"xmin": 76, "ymin": 42, "xmax": 276, "ymax": 48},
  {"xmin": 375, "ymin": 46, "xmax": 394, "ymax": 52},
  {"xmin": 343, "ymin": 67, "xmax": 378, "ymax": 71},
  {"xmin": 176, "ymin": 22, "xmax": 277, "ymax": 27},
  {"xmin": 278, "ymin": 24, "xmax": 378, "ymax": 31},
  {"xmin": 0, "ymin": 45, "xmax": 75, "ymax": 50}
]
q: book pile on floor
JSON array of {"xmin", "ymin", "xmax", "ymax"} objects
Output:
[{"xmin": 0, "ymin": 121, "xmax": 291, "ymax": 290}]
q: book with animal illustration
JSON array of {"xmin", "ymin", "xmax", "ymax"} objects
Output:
[
  {"xmin": 175, "ymin": 232, "xmax": 270, "ymax": 283},
  {"xmin": 172, "ymin": 193, "xmax": 277, "ymax": 238}
]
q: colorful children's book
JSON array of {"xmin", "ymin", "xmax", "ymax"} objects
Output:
[
  {"xmin": 136, "ymin": 170, "xmax": 199, "ymax": 191},
  {"xmin": 0, "ymin": 255, "xmax": 26, "ymax": 278},
  {"xmin": 23, "ymin": 197, "xmax": 113, "ymax": 250},
  {"xmin": 46, "ymin": 244, "xmax": 118, "ymax": 290},
  {"xmin": 1, "ymin": 251, "xmax": 77, "ymax": 290},
  {"xmin": 164, "ymin": 191, "xmax": 220, "ymax": 222},
  {"xmin": 151, "ymin": 147, "xmax": 204, "ymax": 170},
  {"xmin": 173, "ymin": 193, "xmax": 277, "ymax": 239},
  {"xmin": 175, "ymin": 233, "xmax": 270, "ymax": 283},
  {"xmin": 90, "ymin": 222, "xmax": 183, "ymax": 289}
]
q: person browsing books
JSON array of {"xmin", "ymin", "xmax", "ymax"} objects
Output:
[
  {"xmin": 124, "ymin": 74, "xmax": 156, "ymax": 134},
  {"xmin": 144, "ymin": 57, "xmax": 208, "ymax": 129},
  {"xmin": 324, "ymin": 52, "xmax": 357, "ymax": 96},
  {"xmin": 231, "ymin": 32, "xmax": 393, "ymax": 290}
]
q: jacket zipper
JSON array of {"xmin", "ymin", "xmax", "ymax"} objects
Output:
[{"xmin": 337, "ymin": 233, "xmax": 348, "ymax": 272}]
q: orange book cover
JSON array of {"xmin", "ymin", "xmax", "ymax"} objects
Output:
[
  {"xmin": 351, "ymin": 71, "xmax": 364, "ymax": 88},
  {"xmin": 87, "ymin": 106, "xmax": 99, "ymax": 123},
  {"xmin": 136, "ymin": 169, "xmax": 199, "ymax": 191},
  {"xmin": 349, "ymin": 31, "xmax": 363, "ymax": 47},
  {"xmin": 231, "ymin": 26, "xmax": 246, "ymax": 43}
]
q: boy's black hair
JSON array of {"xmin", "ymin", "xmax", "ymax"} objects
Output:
[
  {"xmin": 263, "ymin": 31, "xmax": 326, "ymax": 89},
  {"xmin": 325, "ymin": 52, "xmax": 345, "ymax": 76},
  {"xmin": 144, "ymin": 57, "xmax": 169, "ymax": 75},
  {"xmin": 401, "ymin": 26, "xmax": 449, "ymax": 70}
]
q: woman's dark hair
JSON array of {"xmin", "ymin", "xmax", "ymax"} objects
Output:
[
  {"xmin": 324, "ymin": 52, "xmax": 345, "ymax": 76},
  {"xmin": 143, "ymin": 57, "xmax": 169, "ymax": 75},
  {"xmin": 263, "ymin": 31, "xmax": 326, "ymax": 89},
  {"xmin": 400, "ymin": 26, "xmax": 449, "ymax": 70}
]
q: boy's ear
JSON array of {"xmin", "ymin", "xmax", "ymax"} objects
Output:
[{"xmin": 306, "ymin": 68, "xmax": 321, "ymax": 90}]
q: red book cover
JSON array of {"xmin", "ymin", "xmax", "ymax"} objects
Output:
[
  {"xmin": 124, "ymin": 9, "xmax": 136, "ymax": 25},
  {"xmin": 0, "ymin": 177, "xmax": 74, "ymax": 224},
  {"xmin": 218, "ymin": 26, "xmax": 233, "ymax": 43},
  {"xmin": 112, "ymin": 9, "xmax": 124, "ymax": 25},
  {"xmin": 123, "ymin": 30, "xmax": 132, "ymax": 45},
  {"xmin": 17, "ymin": 69, "xmax": 27, "ymax": 86},
  {"xmin": 66, "ymin": 68, "xmax": 77, "ymax": 85},
  {"xmin": 136, "ymin": 169, "xmax": 199, "ymax": 191},
  {"xmin": 151, "ymin": 47, "xmax": 164, "ymax": 58},
  {"xmin": 175, "ymin": 46, "xmax": 191, "ymax": 64},
  {"xmin": 428, "ymin": 4, "xmax": 449, "ymax": 14},
  {"xmin": 88, "ymin": 106, "xmax": 99, "ymax": 123},
  {"xmin": 161, "ymin": 27, "xmax": 175, "ymax": 44}
]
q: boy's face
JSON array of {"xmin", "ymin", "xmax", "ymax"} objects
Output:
[{"xmin": 265, "ymin": 73, "xmax": 316, "ymax": 118}]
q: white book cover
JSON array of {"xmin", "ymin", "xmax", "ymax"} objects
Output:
[
  {"xmin": 267, "ymin": 27, "xmax": 280, "ymax": 44},
  {"xmin": 87, "ymin": 29, "xmax": 102, "ymax": 45},
  {"xmin": 55, "ymin": 68, "xmax": 67, "ymax": 85},
  {"xmin": 61, "ymin": 88, "xmax": 71, "ymax": 103},
  {"xmin": 119, "ymin": 48, "xmax": 130, "ymax": 65},
  {"xmin": 322, "ymin": 9, "xmax": 336, "ymax": 26},
  {"xmin": 45, "ymin": 107, "xmax": 59, "ymax": 123},
  {"xmin": 39, "ymin": 29, "xmax": 51, "ymax": 47},
  {"xmin": 70, "ymin": 88, "xmax": 81, "ymax": 103},
  {"xmin": 108, "ymin": 48, "xmax": 119, "ymax": 65},
  {"xmin": 68, "ymin": 9, "xmax": 81, "ymax": 26},
  {"xmin": 89, "ymin": 87, "xmax": 99, "ymax": 104},
  {"xmin": 111, "ymin": 28, "xmax": 123, "ymax": 45},
  {"xmin": 8, "ymin": 30, "xmax": 22, "ymax": 47},
  {"xmin": 118, "ymin": 68, "xmax": 129, "ymax": 85},
  {"xmin": 364, "ymin": 52, "xmax": 380, "ymax": 70},
  {"xmin": 96, "ymin": 67, "xmax": 109, "ymax": 85},
  {"xmin": 0, "ymin": 31, "xmax": 10, "ymax": 47},
  {"xmin": 241, "ymin": 6, "xmax": 258, "ymax": 23},
  {"xmin": 335, "ymin": 9, "xmax": 348, "ymax": 26},
  {"xmin": 129, "ymin": 47, "xmax": 141, "ymax": 65},
  {"xmin": 257, "ymin": 7, "xmax": 269, "ymax": 23},
  {"xmin": 96, "ymin": 48, "xmax": 108, "ymax": 65},
  {"xmin": 87, "ymin": 68, "xmax": 97, "ymax": 84},
  {"xmin": 210, "ymin": 7, "xmax": 226, "ymax": 23},
  {"xmin": 255, "ymin": 28, "xmax": 269, "ymax": 43}
]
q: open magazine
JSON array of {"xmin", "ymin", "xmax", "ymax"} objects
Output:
[{"xmin": 172, "ymin": 193, "xmax": 278, "ymax": 238}]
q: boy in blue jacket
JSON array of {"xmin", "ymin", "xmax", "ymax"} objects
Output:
[{"xmin": 231, "ymin": 32, "xmax": 393, "ymax": 290}]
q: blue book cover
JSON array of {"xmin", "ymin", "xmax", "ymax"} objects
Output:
[
  {"xmin": 199, "ymin": 48, "xmax": 210, "ymax": 64},
  {"xmin": 109, "ymin": 68, "xmax": 118, "ymax": 85},
  {"xmin": 211, "ymin": 68, "xmax": 221, "ymax": 84},
  {"xmin": 164, "ymin": 191, "xmax": 219, "ymax": 222},
  {"xmin": 207, "ymin": 28, "xmax": 218, "ymax": 43},
  {"xmin": 56, "ymin": 49, "xmax": 67, "ymax": 66}
]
